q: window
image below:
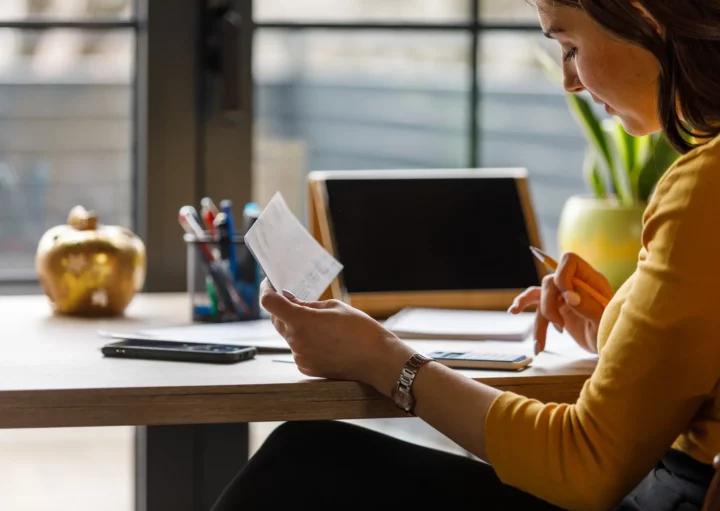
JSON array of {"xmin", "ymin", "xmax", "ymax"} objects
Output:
[
  {"xmin": 478, "ymin": 32, "xmax": 586, "ymax": 254},
  {"xmin": 254, "ymin": 29, "xmax": 470, "ymax": 217},
  {"xmin": 0, "ymin": 1, "xmax": 136, "ymax": 282},
  {"xmin": 479, "ymin": 0, "xmax": 540, "ymax": 24},
  {"xmin": 253, "ymin": 0, "xmax": 592, "ymax": 255},
  {"xmin": 255, "ymin": 0, "xmax": 468, "ymax": 22}
]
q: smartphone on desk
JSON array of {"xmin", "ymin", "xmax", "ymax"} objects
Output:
[
  {"xmin": 428, "ymin": 351, "xmax": 532, "ymax": 371},
  {"xmin": 102, "ymin": 339, "xmax": 257, "ymax": 364}
]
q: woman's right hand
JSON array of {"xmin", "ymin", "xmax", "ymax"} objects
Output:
[{"xmin": 509, "ymin": 252, "xmax": 615, "ymax": 355}]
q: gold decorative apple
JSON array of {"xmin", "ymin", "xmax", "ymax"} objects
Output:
[{"xmin": 35, "ymin": 205, "xmax": 146, "ymax": 316}]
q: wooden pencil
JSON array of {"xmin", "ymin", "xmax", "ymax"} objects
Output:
[{"xmin": 530, "ymin": 246, "xmax": 610, "ymax": 308}]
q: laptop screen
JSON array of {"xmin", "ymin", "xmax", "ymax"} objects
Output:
[{"xmin": 323, "ymin": 173, "xmax": 541, "ymax": 293}]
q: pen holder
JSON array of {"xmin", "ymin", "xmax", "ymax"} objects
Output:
[{"xmin": 184, "ymin": 233, "xmax": 262, "ymax": 322}]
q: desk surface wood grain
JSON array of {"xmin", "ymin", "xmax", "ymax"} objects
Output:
[{"xmin": 0, "ymin": 294, "xmax": 596, "ymax": 429}]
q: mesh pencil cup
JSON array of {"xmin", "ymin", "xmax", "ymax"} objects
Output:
[{"xmin": 184, "ymin": 233, "xmax": 261, "ymax": 322}]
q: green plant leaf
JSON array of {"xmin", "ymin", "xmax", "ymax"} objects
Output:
[
  {"xmin": 636, "ymin": 135, "xmax": 681, "ymax": 202},
  {"xmin": 583, "ymin": 148, "xmax": 607, "ymax": 199},
  {"xmin": 567, "ymin": 93, "xmax": 615, "ymax": 187},
  {"xmin": 607, "ymin": 119, "xmax": 636, "ymax": 176},
  {"xmin": 599, "ymin": 119, "xmax": 633, "ymax": 205},
  {"xmin": 629, "ymin": 135, "xmax": 653, "ymax": 201}
]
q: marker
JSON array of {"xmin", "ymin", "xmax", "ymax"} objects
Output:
[{"xmin": 220, "ymin": 200, "xmax": 239, "ymax": 281}]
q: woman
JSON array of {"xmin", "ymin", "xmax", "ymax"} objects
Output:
[{"xmin": 213, "ymin": 1, "xmax": 720, "ymax": 509}]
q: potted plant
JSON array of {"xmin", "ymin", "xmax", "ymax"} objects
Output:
[{"xmin": 536, "ymin": 49, "xmax": 680, "ymax": 290}]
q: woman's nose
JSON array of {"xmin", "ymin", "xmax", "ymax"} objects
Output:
[{"xmin": 563, "ymin": 70, "xmax": 585, "ymax": 94}]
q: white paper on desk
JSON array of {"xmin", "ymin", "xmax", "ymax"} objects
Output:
[
  {"xmin": 244, "ymin": 192, "xmax": 343, "ymax": 302},
  {"xmin": 383, "ymin": 308, "xmax": 534, "ymax": 341}
]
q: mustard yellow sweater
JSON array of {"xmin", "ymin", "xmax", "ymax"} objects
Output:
[{"xmin": 486, "ymin": 135, "xmax": 720, "ymax": 511}]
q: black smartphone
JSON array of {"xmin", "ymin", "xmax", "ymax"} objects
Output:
[{"xmin": 101, "ymin": 339, "xmax": 257, "ymax": 364}]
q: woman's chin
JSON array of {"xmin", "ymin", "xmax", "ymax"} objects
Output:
[{"xmin": 617, "ymin": 115, "xmax": 663, "ymax": 137}]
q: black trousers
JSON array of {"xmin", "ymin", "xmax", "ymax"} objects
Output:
[{"xmin": 212, "ymin": 421, "xmax": 712, "ymax": 511}]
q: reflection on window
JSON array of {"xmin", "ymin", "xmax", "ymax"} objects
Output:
[
  {"xmin": 0, "ymin": 0, "xmax": 133, "ymax": 20},
  {"xmin": 255, "ymin": 0, "xmax": 467, "ymax": 22},
  {"xmin": 0, "ymin": 29, "xmax": 134, "ymax": 280},
  {"xmin": 253, "ymin": 30, "xmax": 470, "ymax": 219}
]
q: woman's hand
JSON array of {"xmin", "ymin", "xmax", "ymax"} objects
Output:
[
  {"xmin": 260, "ymin": 280, "xmax": 415, "ymax": 394},
  {"xmin": 509, "ymin": 252, "xmax": 614, "ymax": 355}
]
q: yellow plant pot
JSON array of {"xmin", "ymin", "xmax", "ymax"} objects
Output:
[{"xmin": 558, "ymin": 196, "xmax": 646, "ymax": 291}]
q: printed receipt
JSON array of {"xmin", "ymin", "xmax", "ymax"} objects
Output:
[{"xmin": 243, "ymin": 192, "xmax": 343, "ymax": 302}]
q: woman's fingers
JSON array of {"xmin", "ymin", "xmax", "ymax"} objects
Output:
[
  {"xmin": 562, "ymin": 290, "xmax": 606, "ymax": 325},
  {"xmin": 260, "ymin": 279, "xmax": 311, "ymax": 324},
  {"xmin": 540, "ymin": 275, "xmax": 564, "ymax": 330},
  {"xmin": 533, "ymin": 307, "xmax": 550, "ymax": 355},
  {"xmin": 508, "ymin": 287, "xmax": 541, "ymax": 313},
  {"xmin": 271, "ymin": 315, "xmax": 288, "ymax": 337},
  {"xmin": 554, "ymin": 252, "xmax": 614, "ymax": 299},
  {"xmin": 511, "ymin": 285, "xmax": 552, "ymax": 354}
]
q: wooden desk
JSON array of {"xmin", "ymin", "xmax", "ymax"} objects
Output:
[{"xmin": 0, "ymin": 294, "xmax": 596, "ymax": 510}]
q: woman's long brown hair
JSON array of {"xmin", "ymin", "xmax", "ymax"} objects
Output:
[{"xmin": 553, "ymin": 0, "xmax": 720, "ymax": 154}]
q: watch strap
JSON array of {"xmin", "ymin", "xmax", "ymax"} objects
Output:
[{"xmin": 391, "ymin": 353, "xmax": 433, "ymax": 416}]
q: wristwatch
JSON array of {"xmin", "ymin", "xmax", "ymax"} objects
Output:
[{"xmin": 391, "ymin": 353, "xmax": 433, "ymax": 416}]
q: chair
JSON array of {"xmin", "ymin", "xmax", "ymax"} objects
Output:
[{"xmin": 703, "ymin": 455, "xmax": 720, "ymax": 511}]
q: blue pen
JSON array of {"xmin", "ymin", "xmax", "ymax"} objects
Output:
[{"xmin": 219, "ymin": 200, "xmax": 239, "ymax": 281}]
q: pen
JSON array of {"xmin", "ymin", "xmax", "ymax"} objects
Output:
[
  {"xmin": 201, "ymin": 197, "xmax": 219, "ymax": 217},
  {"xmin": 529, "ymin": 247, "xmax": 610, "ymax": 308},
  {"xmin": 214, "ymin": 212, "xmax": 232, "ymax": 263},
  {"xmin": 214, "ymin": 210, "xmax": 254, "ymax": 318},
  {"xmin": 179, "ymin": 206, "xmax": 216, "ymax": 264},
  {"xmin": 220, "ymin": 200, "xmax": 239, "ymax": 281},
  {"xmin": 201, "ymin": 197, "xmax": 218, "ymax": 237}
]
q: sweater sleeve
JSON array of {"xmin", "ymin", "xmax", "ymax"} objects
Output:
[{"xmin": 485, "ymin": 146, "xmax": 720, "ymax": 511}]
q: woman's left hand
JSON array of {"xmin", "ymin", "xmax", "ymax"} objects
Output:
[{"xmin": 260, "ymin": 280, "xmax": 415, "ymax": 393}]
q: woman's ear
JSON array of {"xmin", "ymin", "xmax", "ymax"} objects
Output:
[{"xmin": 630, "ymin": 0, "xmax": 665, "ymax": 37}]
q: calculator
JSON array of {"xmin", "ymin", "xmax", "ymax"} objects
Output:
[{"xmin": 427, "ymin": 351, "xmax": 532, "ymax": 371}]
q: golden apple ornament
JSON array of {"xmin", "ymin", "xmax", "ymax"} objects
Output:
[{"xmin": 35, "ymin": 205, "xmax": 146, "ymax": 316}]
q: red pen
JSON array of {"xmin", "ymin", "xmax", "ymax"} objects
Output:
[
  {"xmin": 201, "ymin": 198, "xmax": 219, "ymax": 236},
  {"xmin": 179, "ymin": 206, "xmax": 216, "ymax": 263}
]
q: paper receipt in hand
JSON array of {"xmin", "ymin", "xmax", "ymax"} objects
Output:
[{"xmin": 243, "ymin": 192, "xmax": 343, "ymax": 302}]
